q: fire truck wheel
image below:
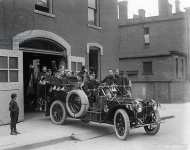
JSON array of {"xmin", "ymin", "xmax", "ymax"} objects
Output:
[
  {"xmin": 114, "ymin": 109, "xmax": 130, "ymax": 140},
  {"xmin": 66, "ymin": 90, "xmax": 89, "ymax": 118},
  {"xmin": 144, "ymin": 110, "xmax": 160, "ymax": 135},
  {"xmin": 50, "ymin": 100, "xmax": 67, "ymax": 125}
]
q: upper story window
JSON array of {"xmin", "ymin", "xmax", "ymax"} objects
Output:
[
  {"xmin": 35, "ymin": 0, "xmax": 53, "ymax": 14},
  {"xmin": 144, "ymin": 27, "xmax": 150, "ymax": 47},
  {"xmin": 88, "ymin": 0, "xmax": 99, "ymax": 26},
  {"xmin": 143, "ymin": 61, "xmax": 152, "ymax": 75}
]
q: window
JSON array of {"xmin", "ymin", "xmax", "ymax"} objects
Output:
[
  {"xmin": 35, "ymin": 0, "xmax": 53, "ymax": 13},
  {"xmin": 70, "ymin": 56, "xmax": 85, "ymax": 74},
  {"xmin": 0, "ymin": 56, "xmax": 19, "ymax": 82},
  {"xmin": 127, "ymin": 70, "xmax": 138, "ymax": 77},
  {"xmin": 71, "ymin": 62, "xmax": 83, "ymax": 73},
  {"xmin": 144, "ymin": 27, "xmax": 150, "ymax": 46},
  {"xmin": 88, "ymin": 0, "xmax": 98, "ymax": 26},
  {"xmin": 181, "ymin": 59, "xmax": 184, "ymax": 78},
  {"xmin": 143, "ymin": 62, "xmax": 152, "ymax": 75},
  {"xmin": 176, "ymin": 58, "xmax": 178, "ymax": 78},
  {"xmin": 144, "ymin": 27, "xmax": 149, "ymax": 34}
]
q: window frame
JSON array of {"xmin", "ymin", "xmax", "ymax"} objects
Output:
[
  {"xmin": 176, "ymin": 58, "xmax": 178, "ymax": 78},
  {"xmin": 181, "ymin": 58, "xmax": 184, "ymax": 78},
  {"xmin": 88, "ymin": 0, "xmax": 100, "ymax": 27},
  {"xmin": 144, "ymin": 27, "xmax": 150, "ymax": 47},
  {"xmin": 126, "ymin": 70, "xmax": 138, "ymax": 78},
  {"xmin": 70, "ymin": 56, "xmax": 85, "ymax": 73},
  {"xmin": 0, "ymin": 56, "xmax": 19, "ymax": 83},
  {"xmin": 34, "ymin": 0, "xmax": 55, "ymax": 17},
  {"xmin": 143, "ymin": 61, "xmax": 153, "ymax": 75}
]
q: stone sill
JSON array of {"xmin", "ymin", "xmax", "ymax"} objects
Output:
[
  {"xmin": 88, "ymin": 24, "xmax": 102, "ymax": 30},
  {"xmin": 34, "ymin": 10, "xmax": 55, "ymax": 18}
]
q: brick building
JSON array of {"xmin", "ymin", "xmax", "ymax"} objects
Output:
[
  {"xmin": 0, "ymin": 0, "xmax": 119, "ymax": 125},
  {"xmin": 0, "ymin": 0, "xmax": 190, "ymax": 125},
  {"xmin": 118, "ymin": 0, "xmax": 190, "ymax": 103}
]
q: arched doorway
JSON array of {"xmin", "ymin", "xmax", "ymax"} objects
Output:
[
  {"xmin": 13, "ymin": 30, "xmax": 71, "ymax": 113},
  {"xmin": 13, "ymin": 30, "xmax": 71, "ymax": 69},
  {"xmin": 21, "ymin": 38, "xmax": 67, "ymax": 112}
]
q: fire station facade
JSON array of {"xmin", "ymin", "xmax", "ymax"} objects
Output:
[{"xmin": 0, "ymin": 0, "xmax": 119, "ymax": 124}]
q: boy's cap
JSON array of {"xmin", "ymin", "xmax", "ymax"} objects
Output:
[{"xmin": 11, "ymin": 93, "xmax": 17, "ymax": 99}]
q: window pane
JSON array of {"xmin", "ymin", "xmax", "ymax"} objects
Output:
[
  {"xmin": 143, "ymin": 62, "xmax": 152, "ymax": 75},
  {"xmin": 0, "ymin": 56, "xmax": 8, "ymax": 68},
  {"xmin": 144, "ymin": 27, "xmax": 149, "ymax": 34},
  {"xmin": 35, "ymin": 0, "xmax": 49, "ymax": 13},
  {"xmin": 77, "ymin": 62, "xmax": 82, "ymax": 71},
  {"xmin": 88, "ymin": 8, "xmax": 95, "ymax": 24},
  {"xmin": 36, "ymin": 0, "xmax": 48, "ymax": 7},
  {"xmin": 144, "ymin": 34, "xmax": 150, "ymax": 44},
  {"xmin": 9, "ymin": 57, "xmax": 18, "ymax": 69},
  {"xmin": 71, "ymin": 62, "xmax": 76, "ymax": 72},
  {"xmin": 88, "ymin": 0, "xmax": 96, "ymax": 9},
  {"xmin": 9, "ymin": 70, "xmax": 18, "ymax": 82},
  {"xmin": 0, "ymin": 70, "xmax": 8, "ymax": 82}
]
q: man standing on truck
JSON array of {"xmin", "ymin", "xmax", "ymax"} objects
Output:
[{"xmin": 102, "ymin": 69, "xmax": 115, "ymax": 85}]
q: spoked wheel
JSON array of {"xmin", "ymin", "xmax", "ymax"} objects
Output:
[
  {"xmin": 114, "ymin": 109, "xmax": 130, "ymax": 140},
  {"xmin": 66, "ymin": 90, "xmax": 89, "ymax": 118},
  {"xmin": 68, "ymin": 94, "xmax": 82, "ymax": 115},
  {"xmin": 50, "ymin": 100, "xmax": 67, "ymax": 125},
  {"xmin": 144, "ymin": 110, "xmax": 160, "ymax": 135}
]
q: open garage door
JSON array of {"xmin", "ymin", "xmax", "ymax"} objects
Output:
[{"xmin": 0, "ymin": 49, "xmax": 23, "ymax": 125}]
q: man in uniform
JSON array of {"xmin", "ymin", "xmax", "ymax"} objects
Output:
[
  {"xmin": 37, "ymin": 66, "xmax": 48, "ymax": 111},
  {"xmin": 83, "ymin": 73, "xmax": 99, "ymax": 107},
  {"xmin": 114, "ymin": 69, "xmax": 131, "ymax": 96},
  {"xmin": 9, "ymin": 93, "xmax": 19, "ymax": 135},
  {"xmin": 102, "ymin": 69, "xmax": 115, "ymax": 85}
]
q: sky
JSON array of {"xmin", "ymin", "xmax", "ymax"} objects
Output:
[{"xmin": 118, "ymin": 0, "xmax": 190, "ymax": 18}]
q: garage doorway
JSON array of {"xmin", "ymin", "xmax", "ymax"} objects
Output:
[{"xmin": 20, "ymin": 38, "xmax": 67, "ymax": 113}]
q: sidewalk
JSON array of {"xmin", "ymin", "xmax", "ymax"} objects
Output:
[{"xmin": 0, "ymin": 103, "xmax": 189, "ymax": 150}]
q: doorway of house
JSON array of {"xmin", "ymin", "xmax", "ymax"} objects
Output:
[{"xmin": 89, "ymin": 47, "xmax": 100, "ymax": 79}]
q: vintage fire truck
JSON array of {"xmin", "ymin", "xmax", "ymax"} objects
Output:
[{"xmin": 44, "ymin": 79, "xmax": 161, "ymax": 140}]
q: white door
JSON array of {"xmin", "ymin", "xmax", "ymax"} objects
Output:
[{"xmin": 0, "ymin": 49, "xmax": 23, "ymax": 125}]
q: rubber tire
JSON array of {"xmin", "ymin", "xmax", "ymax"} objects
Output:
[
  {"xmin": 144, "ymin": 110, "xmax": 160, "ymax": 135},
  {"xmin": 66, "ymin": 90, "xmax": 89, "ymax": 118},
  {"xmin": 50, "ymin": 100, "xmax": 67, "ymax": 125},
  {"xmin": 114, "ymin": 109, "xmax": 130, "ymax": 140}
]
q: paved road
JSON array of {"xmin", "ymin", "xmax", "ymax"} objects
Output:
[{"xmin": 0, "ymin": 103, "xmax": 190, "ymax": 150}]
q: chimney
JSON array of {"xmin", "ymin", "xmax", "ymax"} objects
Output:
[
  {"xmin": 158, "ymin": 0, "xmax": 170, "ymax": 16},
  {"xmin": 175, "ymin": 0, "xmax": 181, "ymax": 13},
  {"xmin": 118, "ymin": 1, "xmax": 128, "ymax": 22},
  {"xmin": 168, "ymin": 3, "xmax": 173, "ymax": 15},
  {"xmin": 138, "ymin": 9, "xmax": 146, "ymax": 18},
  {"xmin": 133, "ymin": 14, "xmax": 139, "ymax": 19}
]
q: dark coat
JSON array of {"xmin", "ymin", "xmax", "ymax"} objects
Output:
[
  {"xmin": 9, "ymin": 100, "xmax": 19, "ymax": 113},
  {"xmin": 102, "ymin": 75, "xmax": 115, "ymax": 85}
]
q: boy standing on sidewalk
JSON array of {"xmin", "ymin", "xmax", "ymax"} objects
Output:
[{"xmin": 9, "ymin": 93, "xmax": 20, "ymax": 135}]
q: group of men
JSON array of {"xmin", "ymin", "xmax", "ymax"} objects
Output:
[{"xmin": 34, "ymin": 66, "xmax": 132, "ymax": 110}]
